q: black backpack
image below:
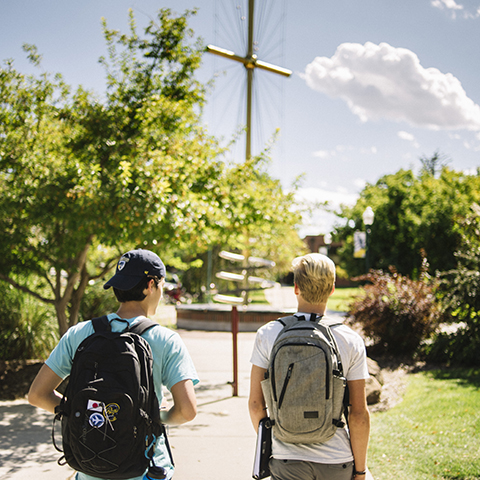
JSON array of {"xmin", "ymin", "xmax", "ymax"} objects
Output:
[{"xmin": 53, "ymin": 316, "xmax": 172, "ymax": 479}]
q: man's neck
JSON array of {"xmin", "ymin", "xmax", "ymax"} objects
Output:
[
  {"xmin": 116, "ymin": 301, "xmax": 149, "ymax": 319},
  {"xmin": 296, "ymin": 299, "xmax": 327, "ymax": 316}
]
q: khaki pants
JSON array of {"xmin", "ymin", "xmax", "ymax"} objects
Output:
[{"xmin": 270, "ymin": 458, "xmax": 354, "ymax": 480}]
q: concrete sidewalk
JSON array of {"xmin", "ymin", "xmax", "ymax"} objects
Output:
[
  {"xmin": 0, "ymin": 329, "xmax": 259, "ymax": 480},
  {"xmin": 167, "ymin": 330, "xmax": 257, "ymax": 480},
  {"xmin": 0, "ymin": 293, "xmax": 346, "ymax": 480}
]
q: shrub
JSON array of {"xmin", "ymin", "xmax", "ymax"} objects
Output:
[
  {"xmin": 0, "ymin": 282, "xmax": 58, "ymax": 360},
  {"xmin": 425, "ymin": 204, "xmax": 480, "ymax": 367},
  {"xmin": 77, "ymin": 280, "xmax": 119, "ymax": 322},
  {"xmin": 423, "ymin": 325, "xmax": 480, "ymax": 367},
  {"xmin": 348, "ymin": 266, "xmax": 442, "ymax": 356}
]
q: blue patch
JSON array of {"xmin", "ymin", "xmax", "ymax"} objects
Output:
[{"xmin": 89, "ymin": 412, "xmax": 105, "ymax": 428}]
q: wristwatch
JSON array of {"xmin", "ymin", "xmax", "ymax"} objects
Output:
[{"xmin": 353, "ymin": 470, "xmax": 367, "ymax": 476}]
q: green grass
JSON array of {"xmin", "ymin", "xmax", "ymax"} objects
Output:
[
  {"xmin": 248, "ymin": 289, "xmax": 268, "ymax": 304},
  {"xmin": 369, "ymin": 369, "xmax": 480, "ymax": 480},
  {"xmin": 328, "ymin": 287, "xmax": 361, "ymax": 312},
  {"xmin": 246, "ymin": 286, "xmax": 361, "ymax": 309}
]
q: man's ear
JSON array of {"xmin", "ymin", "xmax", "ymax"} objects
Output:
[
  {"xmin": 294, "ymin": 283, "xmax": 300, "ymax": 295},
  {"xmin": 329, "ymin": 285, "xmax": 335, "ymax": 297},
  {"xmin": 145, "ymin": 278, "xmax": 156, "ymax": 294}
]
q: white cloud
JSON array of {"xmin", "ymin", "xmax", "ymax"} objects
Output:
[
  {"xmin": 431, "ymin": 0, "xmax": 480, "ymax": 18},
  {"xmin": 296, "ymin": 186, "xmax": 358, "ymax": 207},
  {"xmin": 312, "ymin": 144, "xmax": 377, "ymax": 159},
  {"xmin": 360, "ymin": 146, "xmax": 377, "ymax": 155},
  {"xmin": 398, "ymin": 130, "xmax": 420, "ymax": 148},
  {"xmin": 312, "ymin": 150, "xmax": 330, "ymax": 158},
  {"xmin": 398, "ymin": 131, "xmax": 415, "ymax": 141},
  {"xmin": 353, "ymin": 178, "xmax": 367, "ymax": 189},
  {"xmin": 431, "ymin": 0, "xmax": 463, "ymax": 11},
  {"xmin": 302, "ymin": 42, "xmax": 480, "ymax": 131},
  {"xmin": 295, "ymin": 186, "xmax": 359, "ymax": 236}
]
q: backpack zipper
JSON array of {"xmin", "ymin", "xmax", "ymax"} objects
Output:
[
  {"xmin": 278, "ymin": 363, "xmax": 294, "ymax": 409},
  {"xmin": 272, "ymin": 343, "xmax": 330, "ymax": 401}
]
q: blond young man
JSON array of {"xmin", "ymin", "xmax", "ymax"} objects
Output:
[{"xmin": 249, "ymin": 253, "xmax": 370, "ymax": 480}]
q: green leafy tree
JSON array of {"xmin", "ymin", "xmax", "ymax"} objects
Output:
[
  {"xmin": 165, "ymin": 153, "xmax": 307, "ymax": 300},
  {"xmin": 334, "ymin": 163, "xmax": 480, "ymax": 279},
  {"xmin": 426, "ymin": 204, "xmax": 480, "ymax": 366},
  {"xmin": 0, "ymin": 9, "xmax": 228, "ymax": 336},
  {"xmin": 0, "ymin": 9, "xmax": 304, "ymax": 336}
]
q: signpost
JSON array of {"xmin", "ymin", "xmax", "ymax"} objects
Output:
[{"xmin": 214, "ymin": 250, "xmax": 276, "ymax": 396}]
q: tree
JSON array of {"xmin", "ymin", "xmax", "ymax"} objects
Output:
[
  {"xmin": 0, "ymin": 9, "xmax": 226, "ymax": 336},
  {"xmin": 334, "ymin": 163, "xmax": 480, "ymax": 279},
  {"xmin": 176, "ymin": 153, "xmax": 307, "ymax": 298},
  {"xmin": 0, "ymin": 9, "xmax": 304, "ymax": 336},
  {"xmin": 425, "ymin": 204, "xmax": 480, "ymax": 366}
]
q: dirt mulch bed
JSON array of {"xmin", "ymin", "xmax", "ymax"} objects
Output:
[
  {"xmin": 0, "ymin": 359, "xmax": 44, "ymax": 401},
  {"xmin": 368, "ymin": 364, "xmax": 410, "ymax": 413}
]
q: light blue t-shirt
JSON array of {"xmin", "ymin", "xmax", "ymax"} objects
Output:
[{"xmin": 46, "ymin": 314, "xmax": 199, "ymax": 480}]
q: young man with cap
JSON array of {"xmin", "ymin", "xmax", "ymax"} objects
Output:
[
  {"xmin": 248, "ymin": 253, "xmax": 371, "ymax": 480},
  {"xmin": 29, "ymin": 248, "xmax": 199, "ymax": 480}
]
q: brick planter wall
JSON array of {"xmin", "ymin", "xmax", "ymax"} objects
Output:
[{"xmin": 176, "ymin": 304, "xmax": 296, "ymax": 332}]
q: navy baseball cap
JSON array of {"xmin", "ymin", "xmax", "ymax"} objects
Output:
[{"xmin": 103, "ymin": 249, "xmax": 166, "ymax": 291}]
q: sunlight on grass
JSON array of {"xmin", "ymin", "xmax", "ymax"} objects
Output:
[
  {"xmin": 369, "ymin": 369, "xmax": 480, "ymax": 480},
  {"xmin": 328, "ymin": 287, "xmax": 361, "ymax": 312}
]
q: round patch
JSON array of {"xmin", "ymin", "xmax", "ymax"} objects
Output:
[
  {"xmin": 105, "ymin": 403, "xmax": 120, "ymax": 422},
  {"xmin": 89, "ymin": 412, "xmax": 105, "ymax": 428}
]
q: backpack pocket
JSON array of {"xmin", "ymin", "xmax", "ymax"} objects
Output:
[
  {"xmin": 63, "ymin": 388, "xmax": 145, "ymax": 478},
  {"xmin": 261, "ymin": 376, "xmax": 274, "ymax": 417},
  {"xmin": 273, "ymin": 345, "xmax": 328, "ymax": 439},
  {"xmin": 331, "ymin": 374, "xmax": 347, "ymax": 424}
]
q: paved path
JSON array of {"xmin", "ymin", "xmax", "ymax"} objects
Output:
[
  {"xmin": 0, "ymin": 329, "xmax": 258, "ymax": 480},
  {"xmin": 0, "ymin": 288, "xmax": 345, "ymax": 480}
]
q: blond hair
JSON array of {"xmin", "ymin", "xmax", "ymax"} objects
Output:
[{"xmin": 292, "ymin": 253, "xmax": 335, "ymax": 305}]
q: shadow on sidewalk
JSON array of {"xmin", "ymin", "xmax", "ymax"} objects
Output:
[{"xmin": 0, "ymin": 401, "xmax": 65, "ymax": 477}]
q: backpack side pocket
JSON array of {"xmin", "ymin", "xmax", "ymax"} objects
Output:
[
  {"xmin": 261, "ymin": 376, "xmax": 274, "ymax": 418},
  {"xmin": 331, "ymin": 374, "xmax": 347, "ymax": 426}
]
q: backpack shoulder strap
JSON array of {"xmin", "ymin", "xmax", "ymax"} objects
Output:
[
  {"xmin": 275, "ymin": 315, "xmax": 299, "ymax": 328},
  {"xmin": 91, "ymin": 315, "xmax": 111, "ymax": 332},
  {"xmin": 319, "ymin": 316, "xmax": 344, "ymax": 328},
  {"xmin": 129, "ymin": 318, "xmax": 158, "ymax": 336},
  {"xmin": 91, "ymin": 315, "xmax": 155, "ymax": 335}
]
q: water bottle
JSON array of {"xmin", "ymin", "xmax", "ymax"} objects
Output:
[{"xmin": 145, "ymin": 466, "xmax": 167, "ymax": 479}]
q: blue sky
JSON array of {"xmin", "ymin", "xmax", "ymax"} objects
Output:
[{"xmin": 2, "ymin": 0, "xmax": 480, "ymax": 235}]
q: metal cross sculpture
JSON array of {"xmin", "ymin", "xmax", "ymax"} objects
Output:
[{"xmin": 207, "ymin": 0, "xmax": 292, "ymax": 160}]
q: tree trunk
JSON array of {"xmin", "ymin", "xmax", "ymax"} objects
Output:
[
  {"xmin": 55, "ymin": 302, "xmax": 70, "ymax": 337},
  {"xmin": 69, "ymin": 261, "xmax": 91, "ymax": 329},
  {"xmin": 54, "ymin": 239, "xmax": 93, "ymax": 337}
]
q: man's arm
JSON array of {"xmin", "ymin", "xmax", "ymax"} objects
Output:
[
  {"xmin": 248, "ymin": 364, "xmax": 267, "ymax": 433},
  {"xmin": 160, "ymin": 379, "xmax": 197, "ymax": 425},
  {"xmin": 28, "ymin": 364, "xmax": 64, "ymax": 414},
  {"xmin": 347, "ymin": 379, "xmax": 370, "ymax": 476}
]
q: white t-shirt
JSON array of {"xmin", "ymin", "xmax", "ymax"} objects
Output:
[{"xmin": 250, "ymin": 313, "xmax": 369, "ymax": 464}]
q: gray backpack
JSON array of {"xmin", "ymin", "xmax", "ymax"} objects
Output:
[{"xmin": 261, "ymin": 314, "xmax": 348, "ymax": 444}]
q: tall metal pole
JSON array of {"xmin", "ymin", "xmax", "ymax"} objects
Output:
[
  {"xmin": 207, "ymin": 0, "xmax": 291, "ymax": 397},
  {"xmin": 231, "ymin": 306, "xmax": 239, "ymax": 397},
  {"xmin": 246, "ymin": 0, "xmax": 255, "ymax": 159},
  {"xmin": 206, "ymin": 0, "xmax": 292, "ymax": 162}
]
